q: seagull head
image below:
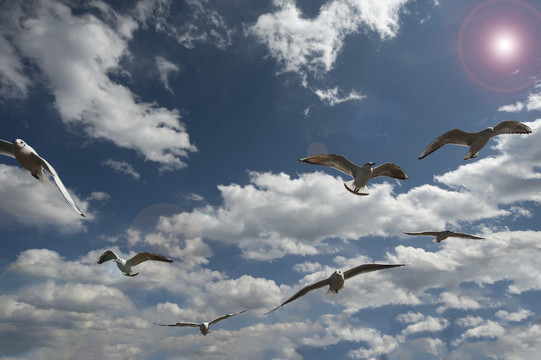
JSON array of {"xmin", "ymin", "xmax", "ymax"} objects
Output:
[
  {"xmin": 13, "ymin": 139, "xmax": 26, "ymax": 148},
  {"xmin": 364, "ymin": 162, "xmax": 376, "ymax": 167},
  {"xmin": 484, "ymin": 127, "xmax": 496, "ymax": 134}
]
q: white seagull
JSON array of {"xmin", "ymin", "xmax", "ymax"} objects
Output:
[
  {"xmin": 97, "ymin": 250, "xmax": 173, "ymax": 277},
  {"xmin": 418, "ymin": 120, "xmax": 532, "ymax": 160},
  {"xmin": 0, "ymin": 138, "xmax": 85, "ymax": 216},
  {"xmin": 403, "ymin": 230, "xmax": 484, "ymax": 243},
  {"xmin": 154, "ymin": 308, "xmax": 250, "ymax": 335},
  {"xmin": 265, "ymin": 263, "xmax": 404, "ymax": 315},
  {"xmin": 299, "ymin": 154, "xmax": 408, "ymax": 196}
]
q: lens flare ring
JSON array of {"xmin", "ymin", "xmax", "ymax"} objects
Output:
[{"xmin": 458, "ymin": 0, "xmax": 541, "ymax": 92}]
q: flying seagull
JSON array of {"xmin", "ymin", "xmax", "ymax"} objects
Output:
[
  {"xmin": 403, "ymin": 230, "xmax": 484, "ymax": 243},
  {"xmin": 265, "ymin": 263, "xmax": 405, "ymax": 315},
  {"xmin": 97, "ymin": 250, "xmax": 173, "ymax": 277},
  {"xmin": 299, "ymin": 154, "xmax": 408, "ymax": 196},
  {"xmin": 0, "ymin": 138, "xmax": 85, "ymax": 216},
  {"xmin": 154, "ymin": 308, "xmax": 250, "ymax": 335},
  {"xmin": 418, "ymin": 120, "xmax": 532, "ymax": 160}
]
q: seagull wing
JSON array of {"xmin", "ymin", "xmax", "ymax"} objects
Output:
[
  {"xmin": 154, "ymin": 322, "xmax": 200, "ymax": 328},
  {"xmin": 97, "ymin": 250, "xmax": 120, "ymax": 264},
  {"xmin": 34, "ymin": 153, "xmax": 85, "ymax": 217},
  {"xmin": 371, "ymin": 163, "xmax": 409, "ymax": 180},
  {"xmin": 450, "ymin": 232, "xmax": 484, "ymax": 240},
  {"xmin": 418, "ymin": 129, "xmax": 477, "ymax": 159},
  {"xmin": 127, "ymin": 252, "xmax": 173, "ymax": 267},
  {"xmin": 299, "ymin": 154, "xmax": 357, "ymax": 177},
  {"xmin": 0, "ymin": 140, "xmax": 15, "ymax": 158},
  {"xmin": 264, "ymin": 278, "xmax": 331, "ymax": 315},
  {"xmin": 209, "ymin": 308, "xmax": 250, "ymax": 326},
  {"xmin": 492, "ymin": 120, "xmax": 532, "ymax": 137},
  {"xmin": 343, "ymin": 263, "xmax": 405, "ymax": 280},
  {"xmin": 403, "ymin": 231, "xmax": 442, "ymax": 237}
]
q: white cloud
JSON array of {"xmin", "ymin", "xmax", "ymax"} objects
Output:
[
  {"xmin": 136, "ymin": 0, "xmax": 235, "ymax": 49},
  {"xmin": 456, "ymin": 315, "xmax": 485, "ymax": 327},
  {"xmin": 0, "ymin": 35, "xmax": 31, "ymax": 100},
  {"xmin": 495, "ymin": 309, "xmax": 533, "ymax": 322},
  {"xmin": 86, "ymin": 191, "xmax": 111, "ymax": 202},
  {"xmin": 0, "ymin": 165, "xmax": 88, "ymax": 232},
  {"xmin": 102, "ymin": 159, "xmax": 141, "ymax": 180},
  {"xmin": 454, "ymin": 320, "xmax": 506, "ymax": 345},
  {"xmin": 155, "ymin": 56, "xmax": 179, "ymax": 93},
  {"xmin": 396, "ymin": 311, "xmax": 426, "ymax": 323},
  {"xmin": 401, "ymin": 316, "xmax": 449, "ymax": 336},
  {"xmin": 248, "ymin": 0, "xmax": 409, "ymax": 76},
  {"xmin": 436, "ymin": 292, "xmax": 482, "ymax": 314},
  {"xmin": 313, "ymin": 87, "xmax": 366, "ymax": 106},
  {"xmin": 498, "ymin": 101, "xmax": 524, "ymax": 112},
  {"xmin": 499, "ymin": 82, "xmax": 541, "ymax": 112},
  {"xmin": 3, "ymin": 1, "xmax": 197, "ymax": 170}
]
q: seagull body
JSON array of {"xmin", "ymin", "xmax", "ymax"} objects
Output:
[
  {"xmin": 403, "ymin": 230, "xmax": 484, "ymax": 243},
  {"xmin": 299, "ymin": 154, "xmax": 408, "ymax": 195},
  {"xmin": 265, "ymin": 263, "xmax": 404, "ymax": 315},
  {"xmin": 97, "ymin": 250, "xmax": 173, "ymax": 277},
  {"xmin": 418, "ymin": 120, "xmax": 532, "ymax": 160},
  {"xmin": 154, "ymin": 308, "xmax": 250, "ymax": 335},
  {"xmin": 0, "ymin": 138, "xmax": 85, "ymax": 216}
]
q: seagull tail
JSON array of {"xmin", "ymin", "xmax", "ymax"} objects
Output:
[
  {"xmin": 344, "ymin": 183, "xmax": 368, "ymax": 196},
  {"xmin": 462, "ymin": 152, "xmax": 478, "ymax": 160},
  {"xmin": 325, "ymin": 289, "xmax": 333, "ymax": 295}
]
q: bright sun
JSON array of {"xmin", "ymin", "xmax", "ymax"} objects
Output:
[{"xmin": 491, "ymin": 32, "xmax": 518, "ymax": 59}]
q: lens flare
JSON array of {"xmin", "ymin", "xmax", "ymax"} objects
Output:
[{"xmin": 458, "ymin": 0, "xmax": 541, "ymax": 92}]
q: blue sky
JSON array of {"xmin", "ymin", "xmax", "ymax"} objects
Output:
[{"xmin": 1, "ymin": 0, "xmax": 541, "ymax": 359}]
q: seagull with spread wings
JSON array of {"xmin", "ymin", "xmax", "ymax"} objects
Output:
[
  {"xmin": 154, "ymin": 308, "xmax": 250, "ymax": 335},
  {"xmin": 299, "ymin": 154, "xmax": 408, "ymax": 196},
  {"xmin": 265, "ymin": 263, "xmax": 404, "ymax": 315},
  {"xmin": 97, "ymin": 250, "xmax": 173, "ymax": 277},
  {"xmin": 0, "ymin": 138, "xmax": 85, "ymax": 216},
  {"xmin": 418, "ymin": 120, "xmax": 531, "ymax": 160},
  {"xmin": 403, "ymin": 230, "xmax": 484, "ymax": 243}
]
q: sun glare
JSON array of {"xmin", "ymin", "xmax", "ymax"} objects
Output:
[{"xmin": 492, "ymin": 32, "xmax": 518, "ymax": 58}]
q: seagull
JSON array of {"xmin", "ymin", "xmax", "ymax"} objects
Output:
[
  {"xmin": 299, "ymin": 154, "xmax": 408, "ymax": 196},
  {"xmin": 265, "ymin": 263, "xmax": 404, "ymax": 315},
  {"xmin": 154, "ymin": 308, "xmax": 250, "ymax": 335},
  {"xmin": 97, "ymin": 250, "xmax": 173, "ymax": 277},
  {"xmin": 403, "ymin": 230, "xmax": 484, "ymax": 243},
  {"xmin": 0, "ymin": 138, "xmax": 85, "ymax": 216},
  {"xmin": 418, "ymin": 120, "xmax": 532, "ymax": 160}
]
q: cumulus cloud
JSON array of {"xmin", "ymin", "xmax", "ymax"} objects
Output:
[
  {"xmin": 401, "ymin": 315, "xmax": 449, "ymax": 336},
  {"xmin": 499, "ymin": 85, "xmax": 541, "ymax": 112},
  {"xmin": 131, "ymin": 119, "xmax": 540, "ymax": 261},
  {"xmin": 2, "ymin": 1, "xmax": 196, "ymax": 170},
  {"xmin": 454, "ymin": 320, "xmax": 506, "ymax": 345},
  {"xmin": 248, "ymin": 0, "xmax": 409, "ymax": 76},
  {"xmin": 436, "ymin": 292, "xmax": 482, "ymax": 314},
  {"xmin": 495, "ymin": 309, "xmax": 533, "ymax": 322}
]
